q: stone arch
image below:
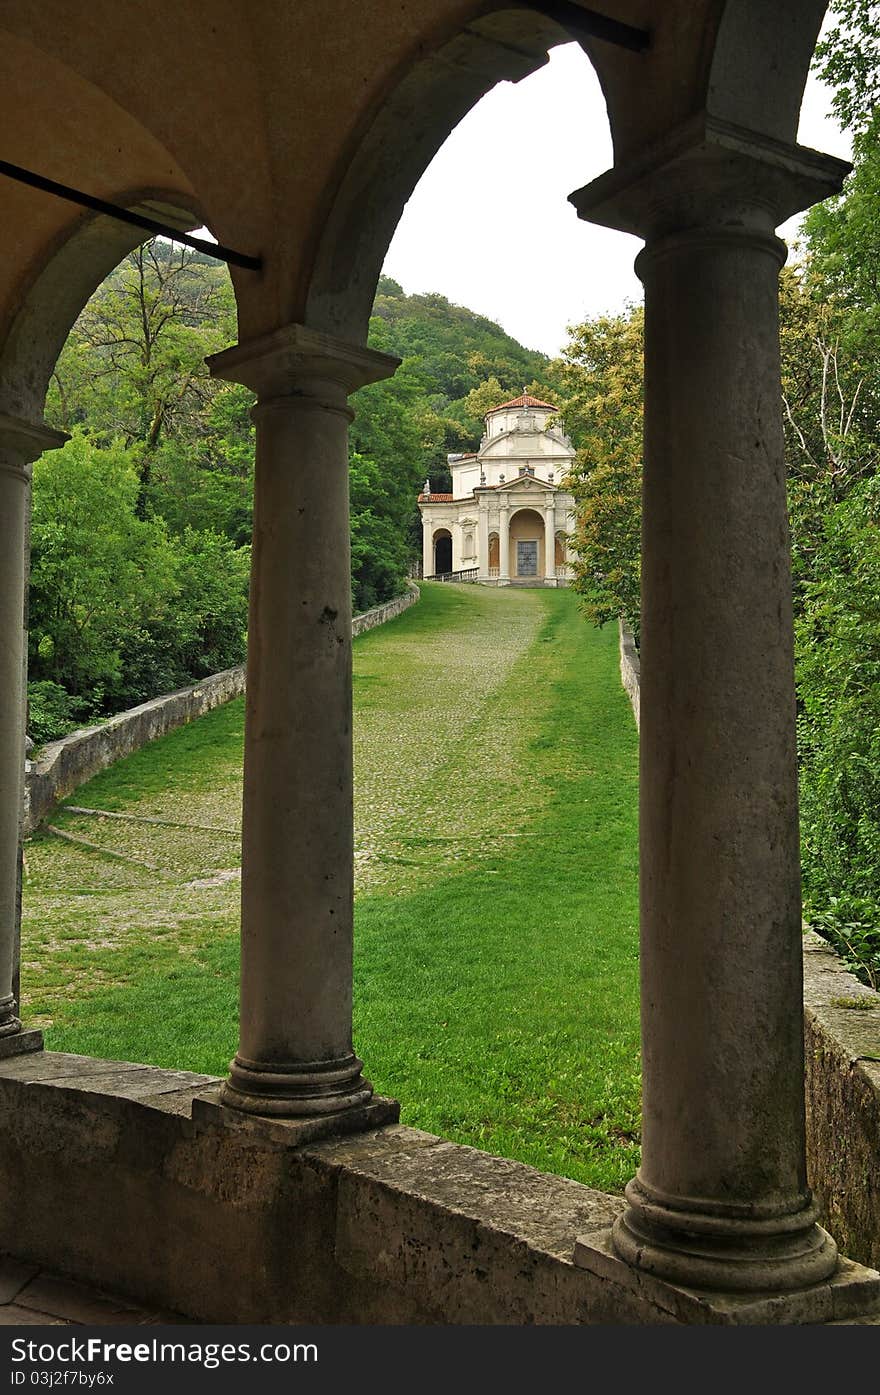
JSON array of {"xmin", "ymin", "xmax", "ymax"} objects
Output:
[
  {"xmin": 301, "ymin": 2, "xmax": 832, "ymax": 348},
  {"xmin": 509, "ymin": 506, "xmax": 544, "ymax": 579},
  {"xmin": 705, "ymin": 0, "xmax": 828, "ymax": 142},
  {"xmin": 303, "ymin": 5, "xmax": 604, "ymax": 344},
  {"xmin": 0, "ymin": 190, "xmax": 209, "ymax": 424},
  {"xmin": 433, "ymin": 528, "xmax": 453, "ymax": 576}
]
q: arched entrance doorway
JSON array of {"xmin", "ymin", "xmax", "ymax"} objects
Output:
[
  {"xmin": 433, "ymin": 528, "xmax": 452, "ymax": 575},
  {"xmin": 509, "ymin": 507, "xmax": 544, "ymax": 580}
]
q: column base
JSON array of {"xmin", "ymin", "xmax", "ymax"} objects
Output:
[
  {"xmin": 0, "ymin": 1028, "xmax": 43, "ymax": 1059},
  {"xmin": 573, "ymin": 1223, "xmax": 880, "ymax": 1325},
  {"xmin": 221, "ymin": 1051, "xmax": 375, "ymax": 1117},
  {"xmin": 609, "ymin": 1175, "xmax": 839, "ymax": 1293},
  {"xmin": 193, "ymin": 1088, "xmax": 399, "ymax": 1147}
]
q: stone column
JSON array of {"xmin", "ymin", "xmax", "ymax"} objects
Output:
[
  {"xmin": 543, "ymin": 505, "xmax": 555, "ymax": 585},
  {"xmin": 422, "ymin": 518, "xmax": 433, "ymax": 578},
  {"xmin": 0, "ymin": 413, "xmax": 65, "ymax": 1057},
  {"xmin": 498, "ymin": 501, "xmax": 510, "ymax": 583},
  {"xmin": 208, "ymin": 324, "xmax": 399, "ymax": 1118},
  {"xmin": 477, "ymin": 501, "xmax": 489, "ymax": 580},
  {"xmin": 570, "ymin": 128, "xmax": 864, "ymax": 1306}
]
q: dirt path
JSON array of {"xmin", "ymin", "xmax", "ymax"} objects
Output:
[{"xmin": 21, "ymin": 584, "xmax": 560, "ymax": 1023}]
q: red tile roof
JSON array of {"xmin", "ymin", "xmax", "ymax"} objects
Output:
[
  {"xmin": 418, "ymin": 492, "xmax": 454, "ymax": 502},
  {"xmin": 487, "ymin": 393, "xmax": 558, "ymax": 414}
]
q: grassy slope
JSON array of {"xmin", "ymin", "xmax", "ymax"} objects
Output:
[{"xmin": 22, "ymin": 584, "xmax": 640, "ymax": 1191}]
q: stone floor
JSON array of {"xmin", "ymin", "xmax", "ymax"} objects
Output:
[{"xmin": 0, "ymin": 1254, "xmax": 188, "ymax": 1325}]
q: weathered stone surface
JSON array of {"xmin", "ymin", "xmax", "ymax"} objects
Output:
[
  {"xmin": 0, "ymin": 1055, "xmax": 664, "ymax": 1324},
  {"xmin": 0, "ymin": 1303, "xmax": 66, "ymax": 1326},
  {"xmin": 0, "ymin": 1253, "xmax": 38, "ymax": 1304},
  {"xmin": 618, "ymin": 620, "xmax": 639, "ymax": 729},
  {"xmin": 15, "ymin": 1273, "xmax": 166, "ymax": 1325},
  {"xmin": 0, "ymin": 1029, "xmax": 43, "ymax": 1059},
  {"xmin": 193, "ymin": 1089, "xmax": 399, "ymax": 1145},
  {"xmin": 803, "ymin": 932, "xmax": 880, "ymax": 1271},
  {"xmin": 573, "ymin": 1227, "xmax": 880, "ymax": 1325},
  {"xmin": 351, "ymin": 581, "xmax": 419, "ymax": 638}
]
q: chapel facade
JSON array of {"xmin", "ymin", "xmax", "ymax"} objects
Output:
[{"xmin": 418, "ymin": 392, "xmax": 576, "ymax": 583}]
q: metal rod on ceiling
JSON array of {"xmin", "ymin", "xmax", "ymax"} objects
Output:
[
  {"xmin": 532, "ymin": 2, "xmax": 650, "ymax": 52},
  {"xmin": 0, "ymin": 158, "xmax": 262, "ymax": 271}
]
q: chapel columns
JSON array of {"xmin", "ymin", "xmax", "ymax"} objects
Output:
[
  {"xmin": 543, "ymin": 506, "xmax": 555, "ymax": 584},
  {"xmin": 0, "ymin": 413, "xmax": 65, "ymax": 1057},
  {"xmin": 478, "ymin": 506, "xmax": 489, "ymax": 582},
  {"xmin": 498, "ymin": 501, "xmax": 510, "ymax": 583},
  {"xmin": 208, "ymin": 324, "xmax": 398, "ymax": 1119},
  {"xmin": 569, "ymin": 127, "xmax": 866, "ymax": 1310}
]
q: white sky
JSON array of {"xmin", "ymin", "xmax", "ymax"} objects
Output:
[{"xmin": 382, "ymin": 37, "xmax": 854, "ymax": 358}]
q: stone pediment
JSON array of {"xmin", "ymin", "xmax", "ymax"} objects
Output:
[{"xmin": 495, "ymin": 474, "xmax": 557, "ymax": 493}]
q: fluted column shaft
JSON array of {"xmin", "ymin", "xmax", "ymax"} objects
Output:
[{"xmin": 208, "ymin": 325, "xmax": 397, "ymax": 1115}]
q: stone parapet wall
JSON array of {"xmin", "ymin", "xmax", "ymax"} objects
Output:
[
  {"xmin": 803, "ymin": 932, "xmax": 880, "ymax": 1269},
  {"xmin": 618, "ymin": 619, "xmax": 640, "ymax": 729},
  {"xmin": 23, "ymin": 583, "xmax": 420, "ymax": 833},
  {"xmin": 0, "ymin": 1053, "xmax": 668, "ymax": 1325}
]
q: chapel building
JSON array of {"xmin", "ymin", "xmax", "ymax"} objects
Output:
[{"xmin": 418, "ymin": 392, "xmax": 576, "ymax": 584}]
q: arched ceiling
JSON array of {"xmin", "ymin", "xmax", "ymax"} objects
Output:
[{"xmin": 0, "ymin": 0, "xmax": 832, "ymax": 396}]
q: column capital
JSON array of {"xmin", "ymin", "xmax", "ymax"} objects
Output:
[
  {"xmin": 569, "ymin": 114, "xmax": 850, "ymax": 244},
  {"xmin": 206, "ymin": 321, "xmax": 400, "ymax": 403},
  {"xmin": 0, "ymin": 413, "xmax": 67, "ymax": 473}
]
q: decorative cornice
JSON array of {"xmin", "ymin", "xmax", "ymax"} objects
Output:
[
  {"xmin": 569, "ymin": 114, "xmax": 850, "ymax": 240},
  {"xmin": 207, "ymin": 322, "xmax": 400, "ymax": 400},
  {"xmin": 0, "ymin": 412, "xmax": 67, "ymax": 470}
]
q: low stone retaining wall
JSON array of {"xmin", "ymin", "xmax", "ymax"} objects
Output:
[
  {"xmin": 23, "ymin": 583, "xmax": 420, "ymax": 833},
  {"xmin": 23, "ymin": 666, "xmax": 246, "ymax": 835},
  {"xmin": 351, "ymin": 580, "xmax": 419, "ymax": 638},
  {"xmin": 618, "ymin": 629, "xmax": 880, "ymax": 1265},
  {"xmin": 618, "ymin": 619, "xmax": 640, "ymax": 729}
]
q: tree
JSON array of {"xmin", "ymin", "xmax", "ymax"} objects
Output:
[
  {"xmin": 28, "ymin": 434, "xmax": 179, "ymax": 698},
  {"xmin": 46, "ymin": 242, "xmax": 239, "ymax": 515},
  {"xmin": 558, "ymin": 307, "xmax": 644, "ymax": 639},
  {"xmin": 814, "ymin": 1, "xmax": 880, "ymax": 137}
]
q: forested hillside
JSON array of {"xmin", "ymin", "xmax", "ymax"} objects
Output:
[{"xmin": 31, "ymin": 257, "xmax": 558, "ymax": 741}]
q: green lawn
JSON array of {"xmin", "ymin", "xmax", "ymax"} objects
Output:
[{"xmin": 21, "ymin": 583, "xmax": 641, "ymax": 1191}]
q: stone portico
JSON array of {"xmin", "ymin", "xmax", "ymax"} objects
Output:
[
  {"xmin": 419, "ymin": 392, "xmax": 576, "ymax": 583},
  {"xmin": 0, "ymin": 0, "xmax": 879, "ymax": 1324}
]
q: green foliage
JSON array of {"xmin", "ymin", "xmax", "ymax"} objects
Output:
[
  {"xmin": 796, "ymin": 476, "xmax": 880, "ymax": 910},
  {"xmin": 29, "ymin": 434, "xmax": 179, "ymax": 699},
  {"xmin": 558, "ymin": 307, "xmax": 643, "ymax": 639},
  {"xmin": 28, "ymin": 433, "xmax": 249, "ymax": 720},
  {"xmin": 814, "ymin": 1, "xmax": 880, "ymax": 136},
  {"xmin": 37, "ymin": 249, "xmax": 567, "ymax": 715},
  {"xmin": 806, "ymin": 896, "xmax": 880, "ymax": 991},
  {"xmin": 369, "ymin": 277, "xmax": 559, "ymax": 475},
  {"xmin": 26, "ymin": 681, "xmax": 88, "ymax": 746},
  {"xmin": 47, "ymin": 243, "xmax": 240, "ymax": 518}
]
